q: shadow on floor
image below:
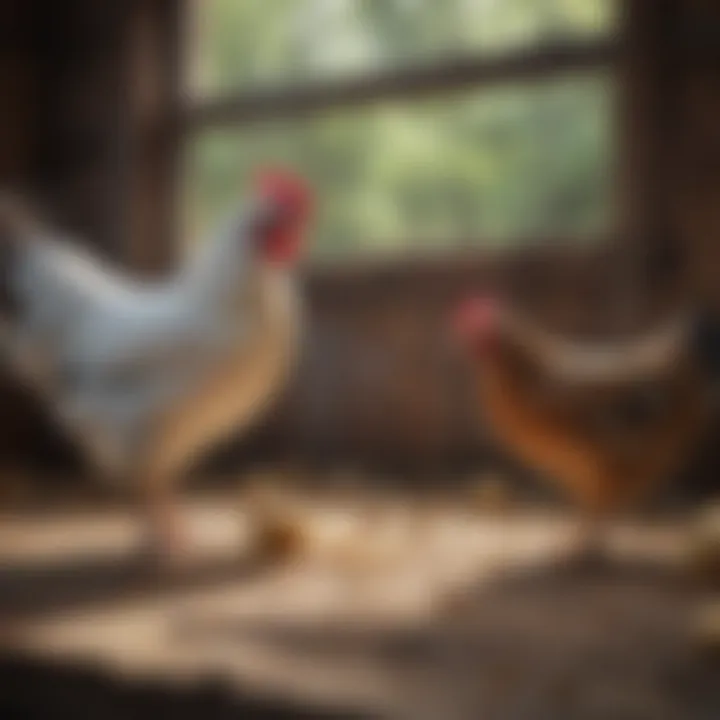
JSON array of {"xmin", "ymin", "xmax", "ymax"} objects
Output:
[
  {"xmin": 0, "ymin": 653, "xmax": 374, "ymax": 720},
  {"xmin": 0, "ymin": 552, "xmax": 271, "ymax": 620},
  {"xmin": 173, "ymin": 559, "xmax": 719, "ymax": 720}
]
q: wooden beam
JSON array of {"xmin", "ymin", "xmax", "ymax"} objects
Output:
[
  {"xmin": 0, "ymin": 1, "xmax": 35, "ymax": 190},
  {"xmin": 121, "ymin": 0, "xmax": 185, "ymax": 274},
  {"xmin": 616, "ymin": 0, "xmax": 685, "ymax": 319},
  {"xmin": 184, "ymin": 39, "xmax": 617, "ymax": 130}
]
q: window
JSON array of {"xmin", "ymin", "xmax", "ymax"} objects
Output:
[{"xmin": 182, "ymin": 0, "xmax": 618, "ymax": 260}]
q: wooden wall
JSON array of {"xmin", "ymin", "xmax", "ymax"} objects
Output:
[
  {"xmin": 222, "ymin": 241, "xmax": 674, "ymax": 475},
  {"xmin": 0, "ymin": 2, "xmax": 35, "ymax": 190}
]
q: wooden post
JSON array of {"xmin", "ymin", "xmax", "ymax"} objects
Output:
[
  {"xmin": 121, "ymin": 0, "xmax": 186, "ymax": 275},
  {"xmin": 616, "ymin": 0, "xmax": 685, "ymax": 321}
]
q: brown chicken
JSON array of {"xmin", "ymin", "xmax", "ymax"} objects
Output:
[{"xmin": 454, "ymin": 296, "xmax": 711, "ymax": 564}]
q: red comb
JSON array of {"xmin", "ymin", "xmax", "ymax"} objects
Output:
[
  {"xmin": 254, "ymin": 167, "xmax": 313, "ymax": 213},
  {"xmin": 251, "ymin": 168, "xmax": 313, "ymax": 264},
  {"xmin": 452, "ymin": 296, "xmax": 500, "ymax": 343}
]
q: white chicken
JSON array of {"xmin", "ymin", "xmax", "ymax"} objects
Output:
[{"xmin": 0, "ymin": 170, "xmax": 313, "ymax": 566}]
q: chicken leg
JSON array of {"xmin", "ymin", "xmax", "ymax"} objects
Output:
[
  {"xmin": 135, "ymin": 473, "xmax": 189, "ymax": 570},
  {"xmin": 559, "ymin": 510, "xmax": 612, "ymax": 573}
]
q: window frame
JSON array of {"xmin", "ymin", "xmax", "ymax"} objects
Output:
[{"xmin": 136, "ymin": 1, "xmax": 629, "ymax": 271}]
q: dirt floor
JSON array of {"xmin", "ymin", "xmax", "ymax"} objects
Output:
[{"xmin": 0, "ymin": 485, "xmax": 716, "ymax": 719}]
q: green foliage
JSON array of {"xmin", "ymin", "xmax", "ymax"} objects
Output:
[{"xmin": 184, "ymin": 0, "xmax": 617, "ymax": 258}]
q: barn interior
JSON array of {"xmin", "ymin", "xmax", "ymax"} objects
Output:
[{"xmin": 0, "ymin": 1, "xmax": 719, "ymax": 718}]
